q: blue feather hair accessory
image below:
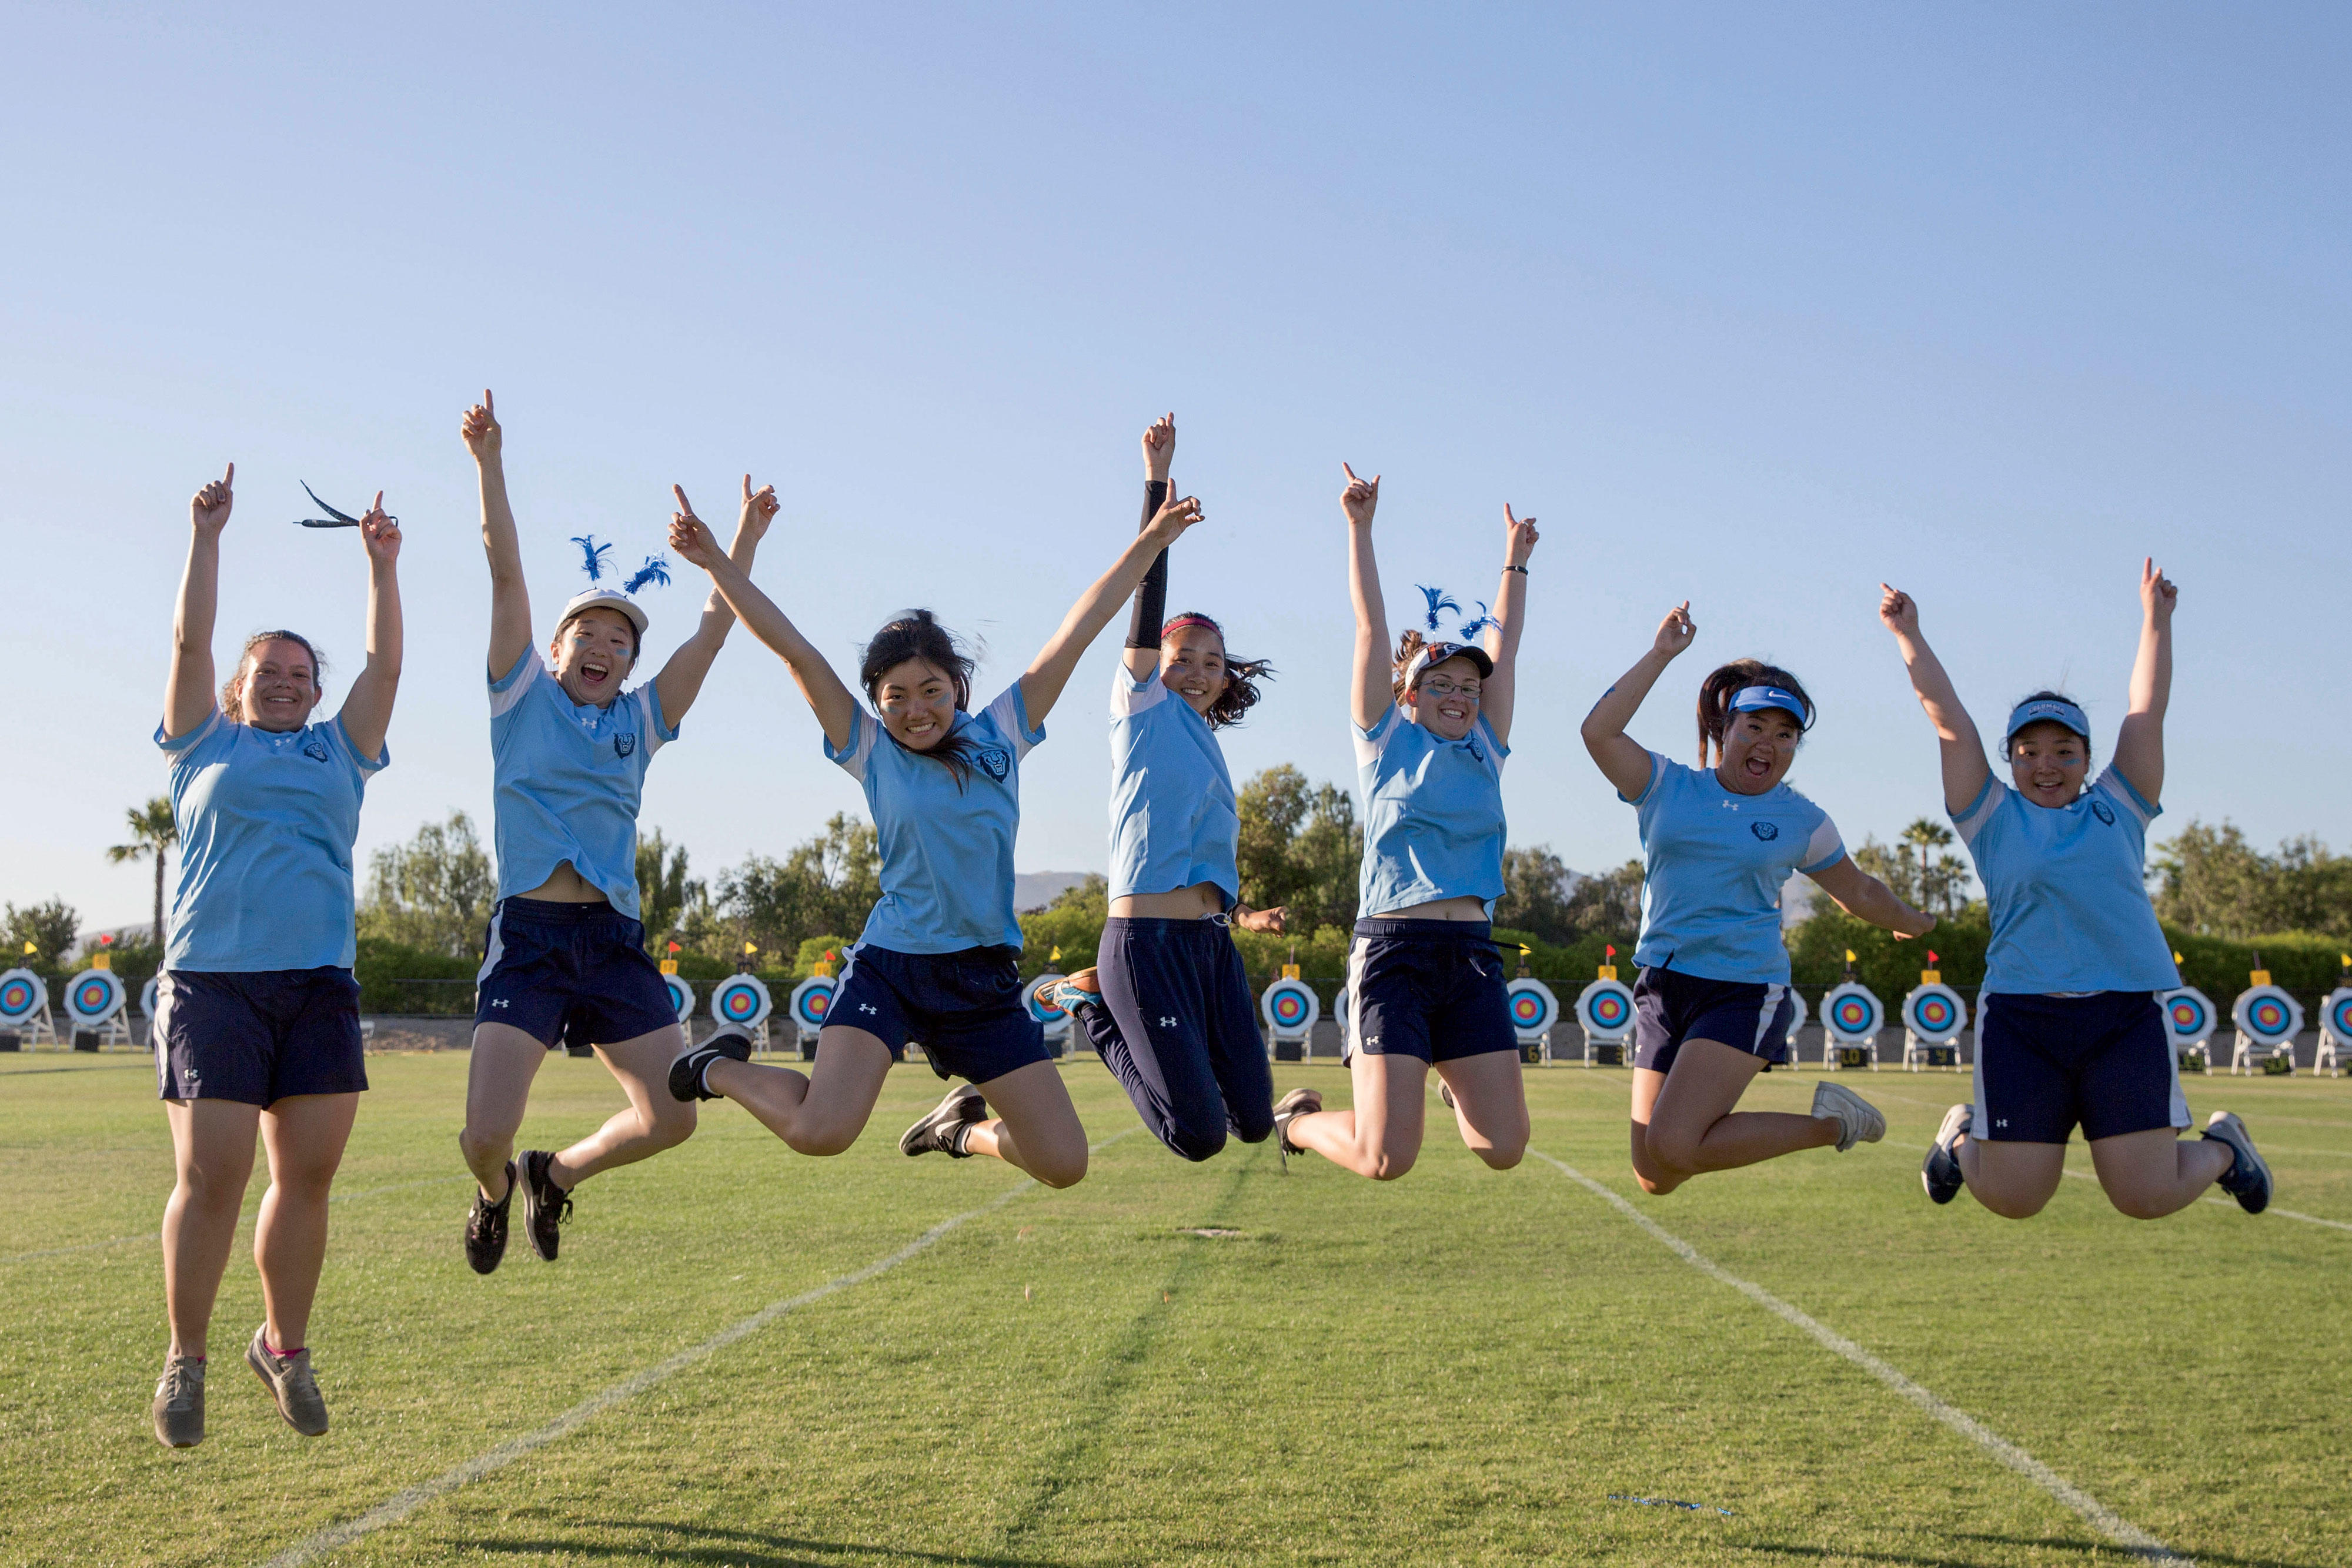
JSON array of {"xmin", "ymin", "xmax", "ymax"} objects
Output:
[
  {"xmin": 1456, "ymin": 600, "xmax": 1498, "ymax": 641},
  {"xmin": 1416, "ymin": 585, "xmax": 1461, "ymax": 632},
  {"xmin": 572, "ymin": 535, "xmax": 615, "ymax": 581},
  {"xmin": 623, "ymin": 557, "xmax": 671, "ymax": 594}
]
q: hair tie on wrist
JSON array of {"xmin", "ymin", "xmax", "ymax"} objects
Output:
[{"xmin": 1504, "ymin": 564, "xmax": 1529, "ymax": 575}]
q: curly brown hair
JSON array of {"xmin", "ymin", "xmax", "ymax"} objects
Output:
[
  {"xmin": 220, "ymin": 630, "xmax": 325, "ymax": 719},
  {"xmin": 1695, "ymin": 658, "xmax": 1812, "ymax": 765}
]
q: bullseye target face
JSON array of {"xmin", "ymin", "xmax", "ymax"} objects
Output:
[
  {"xmin": 710, "ymin": 975, "xmax": 771, "ymax": 1029},
  {"xmin": 2233, "ymin": 985, "xmax": 2301, "ymax": 1043},
  {"xmin": 1506, "ymin": 978, "xmax": 1558, "ymax": 1039},
  {"xmin": 2160, "ymin": 988, "xmax": 2216, "ymax": 1044},
  {"xmin": 141, "ymin": 977, "xmax": 160, "ymax": 1019},
  {"xmin": 789, "ymin": 977, "xmax": 834, "ymax": 1031},
  {"xmin": 1822, "ymin": 983, "xmax": 1884, "ymax": 1043},
  {"xmin": 663, "ymin": 974, "xmax": 696, "ymax": 1024},
  {"xmin": 0, "ymin": 969, "xmax": 41, "ymax": 1022},
  {"xmin": 2327, "ymin": 991, "xmax": 2352, "ymax": 1042},
  {"xmin": 1902, "ymin": 984, "xmax": 1966, "ymax": 1045},
  {"xmin": 1785, "ymin": 988, "xmax": 1810, "ymax": 1035},
  {"xmin": 1576, "ymin": 978, "xmax": 1635, "ymax": 1041},
  {"xmin": 66, "ymin": 969, "xmax": 125, "ymax": 1023},
  {"xmin": 1261, "ymin": 979, "xmax": 1320, "ymax": 1037}
]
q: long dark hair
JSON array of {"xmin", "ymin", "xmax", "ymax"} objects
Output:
[
  {"xmin": 1162, "ymin": 612, "xmax": 1272, "ymax": 730},
  {"xmin": 860, "ymin": 609, "xmax": 984, "ymax": 789},
  {"xmin": 222, "ymin": 629, "xmax": 325, "ymax": 717},
  {"xmin": 1696, "ymin": 659, "xmax": 1813, "ymax": 765},
  {"xmin": 2000, "ymin": 688, "xmax": 2093, "ymax": 764}
]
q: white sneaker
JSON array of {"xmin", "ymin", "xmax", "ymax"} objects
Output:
[{"xmin": 1810, "ymin": 1081, "xmax": 1885, "ymax": 1153}]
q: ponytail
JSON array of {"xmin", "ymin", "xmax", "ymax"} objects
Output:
[{"xmin": 1390, "ymin": 630, "xmax": 1429, "ymax": 701}]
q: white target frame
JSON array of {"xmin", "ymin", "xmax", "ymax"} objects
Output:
[
  {"xmin": 0, "ymin": 968, "xmax": 53, "ymax": 1048},
  {"xmin": 1505, "ymin": 978, "xmax": 1561, "ymax": 1064},
  {"xmin": 2316, "ymin": 987, "xmax": 2352, "ymax": 1078},
  {"xmin": 2229, "ymin": 984, "xmax": 2304, "ymax": 1076},
  {"xmin": 786, "ymin": 974, "xmax": 836, "ymax": 1045},
  {"xmin": 64, "ymin": 967, "xmax": 130, "ymax": 1049},
  {"xmin": 2158, "ymin": 986, "xmax": 2219, "ymax": 1075},
  {"xmin": 709, "ymin": 974, "xmax": 774, "ymax": 1052},
  {"xmin": 1261, "ymin": 977, "xmax": 1320, "ymax": 1061},
  {"xmin": 1574, "ymin": 977, "xmax": 1636, "ymax": 1068},
  {"xmin": 1025, "ymin": 973, "xmax": 1073, "ymax": 1047},
  {"xmin": 1819, "ymin": 981, "xmax": 1885, "ymax": 1071},
  {"xmin": 1900, "ymin": 982, "xmax": 1968, "ymax": 1072},
  {"xmin": 664, "ymin": 972, "xmax": 697, "ymax": 1025}
]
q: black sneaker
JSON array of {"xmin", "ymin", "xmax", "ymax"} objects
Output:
[
  {"xmin": 517, "ymin": 1149, "xmax": 573, "ymax": 1261},
  {"xmin": 1272, "ymin": 1087, "xmax": 1322, "ymax": 1172},
  {"xmin": 1922, "ymin": 1104, "xmax": 1970, "ymax": 1206},
  {"xmin": 670, "ymin": 1024, "xmax": 755, "ymax": 1102},
  {"xmin": 2203, "ymin": 1111, "xmax": 2273, "ymax": 1214},
  {"xmin": 899, "ymin": 1084, "xmax": 986, "ymax": 1158},
  {"xmin": 465, "ymin": 1162, "xmax": 514, "ymax": 1275}
]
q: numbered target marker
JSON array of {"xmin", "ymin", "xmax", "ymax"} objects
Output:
[
  {"xmin": 787, "ymin": 975, "xmax": 835, "ymax": 1034},
  {"xmin": 1261, "ymin": 977, "xmax": 1320, "ymax": 1038},
  {"xmin": 710, "ymin": 974, "xmax": 773, "ymax": 1031},
  {"xmin": 1821, "ymin": 982, "xmax": 1884, "ymax": 1044},
  {"xmin": 2231, "ymin": 984, "xmax": 2302, "ymax": 1044},
  {"xmin": 1505, "ymin": 978, "xmax": 1558, "ymax": 1042},
  {"xmin": 1902, "ymin": 982, "xmax": 1968, "ymax": 1045},
  {"xmin": 65, "ymin": 968, "xmax": 127, "ymax": 1026},
  {"xmin": 0, "ymin": 968, "xmax": 45, "ymax": 1024},
  {"xmin": 2159, "ymin": 987, "xmax": 2217, "ymax": 1046},
  {"xmin": 664, "ymin": 972, "xmax": 697, "ymax": 1024},
  {"xmin": 1575, "ymin": 977, "xmax": 1635, "ymax": 1041}
]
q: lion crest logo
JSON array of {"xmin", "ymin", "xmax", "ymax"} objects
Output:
[
  {"xmin": 1750, "ymin": 821, "xmax": 1780, "ymax": 842},
  {"xmin": 614, "ymin": 732, "xmax": 637, "ymax": 758},
  {"xmin": 2090, "ymin": 799, "xmax": 2115, "ymax": 826},
  {"xmin": 975, "ymin": 746, "xmax": 1011, "ymax": 782},
  {"xmin": 302, "ymin": 740, "xmax": 330, "ymax": 763}
]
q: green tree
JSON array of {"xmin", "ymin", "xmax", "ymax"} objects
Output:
[
  {"xmin": 1562, "ymin": 858, "xmax": 1644, "ymax": 943},
  {"xmin": 4, "ymin": 898, "xmax": 80, "ymax": 988},
  {"xmin": 1236, "ymin": 765, "xmax": 1361, "ymax": 934},
  {"xmin": 1495, "ymin": 845, "xmax": 1578, "ymax": 945},
  {"xmin": 106, "ymin": 796, "xmax": 179, "ymax": 952},
  {"xmin": 2151, "ymin": 820, "xmax": 2351, "ymax": 940},
  {"xmin": 710, "ymin": 814, "xmax": 882, "ymax": 960},
  {"xmin": 359, "ymin": 811, "xmax": 499, "ymax": 957},
  {"xmin": 635, "ymin": 828, "xmax": 701, "ymax": 955}
]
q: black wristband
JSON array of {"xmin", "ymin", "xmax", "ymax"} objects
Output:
[
  {"xmin": 1504, "ymin": 564, "xmax": 1529, "ymax": 575},
  {"xmin": 1127, "ymin": 478, "xmax": 1171, "ymax": 650}
]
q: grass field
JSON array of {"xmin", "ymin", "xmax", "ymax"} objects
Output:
[{"xmin": 1, "ymin": 1049, "xmax": 2346, "ymax": 1568}]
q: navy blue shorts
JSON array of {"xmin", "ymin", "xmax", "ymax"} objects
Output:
[
  {"xmin": 1343, "ymin": 919, "xmax": 1516, "ymax": 1064},
  {"xmin": 153, "ymin": 967, "xmax": 369, "ymax": 1106},
  {"xmin": 1075, "ymin": 915, "xmax": 1274, "ymax": 1161},
  {"xmin": 475, "ymin": 898, "xmax": 680, "ymax": 1052},
  {"xmin": 1631, "ymin": 966, "xmax": 1795, "ymax": 1075},
  {"xmin": 831, "ymin": 942, "xmax": 1048, "ymax": 1086},
  {"xmin": 1975, "ymin": 991, "xmax": 2186, "ymax": 1144}
]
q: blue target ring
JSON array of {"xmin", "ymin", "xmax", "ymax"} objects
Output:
[
  {"xmin": 1270, "ymin": 990, "xmax": 1309, "ymax": 1028},
  {"xmin": 2250, "ymin": 999, "xmax": 2288, "ymax": 1035},
  {"xmin": 0, "ymin": 976, "xmax": 35, "ymax": 1018},
  {"xmin": 796, "ymin": 982, "xmax": 832, "ymax": 1029},
  {"xmin": 710, "ymin": 974, "xmax": 771, "ymax": 1029},
  {"xmin": 1832, "ymin": 998, "xmax": 1872, "ymax": 1031},
  {"xmin": 2331, "ymin": 995, "xmax": 2352, "ymax": 1039},
  {"xmin": 65, "ymin": 969, "xmax": 125, "ymax": 1023},
  {"xmin": 1589, "ymin": 992, "xmax": 1628, "ymax": 1027},
  {"xmin": 2168, "ymin": 995, "xmax": 2210, "ymax": 1037}
]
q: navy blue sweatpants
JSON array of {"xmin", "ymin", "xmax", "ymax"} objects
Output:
[{"xmin": 1075, "ymin": 915, "xmax": 1275, "ymax": 1161}]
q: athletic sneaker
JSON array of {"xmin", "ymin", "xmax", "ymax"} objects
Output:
[
  {"xmin": 1810, "ymin": 1081, "xmax": 1885, "ymax": 1153},
  {"xmin": 1041, "ymin": 969, "xmax": 1102, "ymax": 1016},
  {"xmin": 151, "ymin": 1355, "xmax": 205, "ymax": 1448},
  {"xmin": 245, "ymin": 1326, "xmax": 328, "ymax": 1436},
  {"xmin": 465, "ymin": 1161, "xmax": 515, "ymax": 1275},
  {"xmin": 1272, "ymin": 1087, "xmax": 1323, "ymax": 1171},
  {"xmin": 669, "ymin": 1024, "xmax": 755, "ymax": 1102},
  {"xmin": 2203, "ymin": 1111, "xmax": 2273, "ymax": 1214},
  {"xmin": 516, "ymin": 1149, "xmax": 573, "ymax": 1262},
  {"xmin": 900, "ymin": 1084, "xmax": 987, "ymax": 1158},
  {"xmin": 1922, "ymin": 1104, "xmax": 1972, "ymax": 1205}
]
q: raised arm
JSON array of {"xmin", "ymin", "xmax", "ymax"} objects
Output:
[
  {"xmin": 1581, "ymin": 604, "xmax": 1692, "ymax": 800},
  {"xmin": 1122, "ymin": 413, "xmax": 1175, "ymax": 682},
  {"xmin": 1342, "ymin": 463, "xmax": 1388, "ymax": 730},
  {"xmin": 2112, "ymin": 558, "xmax": 2175, "ymax": 805},
  {"xmin": 667, "ymin": 507, "xmax": 860, "ymax": 751},
  {"xmin": 1019, "ymin": 487, "xmax": 1202, "ymax": 726},
  {"xmin": 336, "ymin": 496, "xmax": 403, "ymax": 758},
  {"xmin": 1477, "ymin": 503, "xmax": 1539, "ymax": 748},
  {"xmin": 462, "ymin": 389, "xmax": 532, "ymax": 679},
  {"xmin": 165, "ymin": 464, "xmax": 233, "ymax": 738},
  {"xmin": 1806, "ymin": 855, "xmax": 1936, "ymax": 939},
  {"xmin": 1877, "ymin": 585, "xmax": 1992, "ymax": 815},
  {"xmin": 652, "ymin": 476, "xmax": 778, "ymax": 724}
]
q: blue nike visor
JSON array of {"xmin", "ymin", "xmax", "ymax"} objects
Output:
[
  {"xmin": 2004, "ymin": 697, "xmax": 2090, "ymax": 741},
  {"xmin": 1729, "ymin": 684, "xmax": 1812, "ymax": 729}
]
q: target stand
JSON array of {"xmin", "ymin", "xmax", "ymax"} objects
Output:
[
  {"xmin": 1900, "ymin": 973, "xmax": 1968, "ymax": 1072},
  {"xmin": 2230, "ymin": 976, "xmax": 2303, "ymax": 1076},
  {"xmin": 2158, "ymin": 986, "xmax": 2219, "ymax": 1075},
  {"xmin": 64, "ymin": 964, "xmax": 131, "ymax": 1051},
  {"xmin": 1261, "ymin": 971, "xmax": 1320, "ymax": 1063},
  {"xmin": 710, "ymin": 973, "xmax": 774, "ymax": 1055},
  {"xmin": 2316, "ymin": 987, "xmax": 2352, "ymax": 1077},
  {"xmin": 0, "ymin": 968, "xmax": 55, "ymax": 1050},
  {"xmin": 1506, "ymin": 977, "xmax": 1561, "ymax": 1065},
  {"xmin": 1574, "ymin": 970, "xmax": 1635, "ymax": 1068},
  {"xmin": 1025, "ymin": 974, "xmax": 1074, "ymax": 1059},
  {"xmin": 1820, "ymin": 981, "xmax": 1885, "ymax": 1071}
]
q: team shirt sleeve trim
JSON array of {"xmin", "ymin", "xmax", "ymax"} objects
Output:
[
  {"xmin": 487, "ymin": 648, "xmax": 542, "ymax": 717},
  {"xmin": 1950, "ymin": 773, "xmax": 2000, "ymax": 842},
  {"xmin": 989, "ymin": 682, "xmax": 1045, "ymax": 757},
  {"xmin": 640, "ymin": 683, "xmax": 679, "ymax": 751},
  {"xmin": 1619, "ymin": 749, "xmax": 1665, "ymax": 807},
  {"xmin": 1110, "ymin": 664, "xmax": 1167, "ymax": 720},
  {"xmin": 1798, "ymin": 817, "xmax": 1846, "ymax": 875},
  {"xmin": 824, "ymin": 707, "xmax": 876, "ymax": 780},
  {"xmin": 156, "ymin": 706, "xmax": 223, "ymax": 755},
  {"xmin": 2099, "ymin": 766, "xmax": 2160, "ymax": 825},
  {"xmin": 1351, "ymin": 704, "xmax": 1399, "ymax": 767},
  {"xmin": 1477, "ymin": 714, "xmax": 1509, "ymax": 765},
  {"xmin": 329, "ymin": 714, "xmax": 390, "ymax": 774}
]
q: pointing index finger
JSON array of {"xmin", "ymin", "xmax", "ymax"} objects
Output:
[
  {"xmin": 223, "ymin": 462, "xmax": 234, "ymax": 486},
  {"xmin": 672, "ymin": 484, "xmax": 694, "ymax": 517}
]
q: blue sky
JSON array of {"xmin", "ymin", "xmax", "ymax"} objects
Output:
[{"xmin": 4, "ymin": 4, "xmax": 2346, "ymax": 931}]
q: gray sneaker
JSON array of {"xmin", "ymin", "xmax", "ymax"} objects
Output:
[
  {"xmin": 152, "ymin": 1355, "xmax": 205, "ymax": 1447},
  {"xmin": 1810, "ymin": 1080, "xmax": 1886, "ymax": 1153},
  {"xmin": 2203, "ymin": 1111, "xmax": 2273, "ymax": 1215},
  {"xmin": 1272, "ymin": 1087, "xmax": 1324, "ymax": 1172},
  {"xmin": 246, "ymin": 1326, "xmax": 329, "ymax": 1436}
]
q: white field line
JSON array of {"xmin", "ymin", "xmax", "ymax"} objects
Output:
[
  {"xmin": 258, "ymin": 1130, "xmax": 1137, "ymax": 1568},
  {"xmin": 0, "ymin": 1176, "xmax": 467, "ymax": 1264},
  {"xmin": 1529, "ymin": 1149, "xmax": 2194, "ymax": 1566}
]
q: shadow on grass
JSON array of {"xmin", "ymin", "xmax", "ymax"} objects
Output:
[
  {"xmin": 1735, "ymin": 1535, "xmax": 2334, "ymax": 1568},
  {"xmin": 467, "ymin": 1522, "xmax": 1086, "ymax": 1567},
  {"xmin": 1950, "ymin": 1533, "xmax": 2337, "ymax": 1568}
]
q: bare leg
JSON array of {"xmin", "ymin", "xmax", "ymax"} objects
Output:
[
  {"xmin": 459, "ymin": 1021, "xmax": 549, "ymax": 1201},
  {"xmin": 960, "ymin": 1059, "xmax": 1089, "ymax": 1188},
  {"xmin": 2087, "ymin": 1126, "xmax": 2234, "ymax": 1219},
  {"xmin": 1432, "ymin": 1051, "xmax": 1528, "ymax": 1169},
  {"xmin": 1630, "ymin": 1040, "xmax": 1835, "ymax": 1195},
  {"xmin": 253, "ymin": 1093, "xmax": 358, "ymax": 1350},
  {"xmin": 1283, "ymin": 1052, "xmax": 1428, "ymax": 1181},
  {"xmin": 161, "ymin": 1098, "xmax": 260, "ymax": 1360},
  {"xmin": 705, "ymin": 1026, "xmax": 891, "ymax": 1156},
  {"xmin": 1955, "ymin": 1136, "xmax": 2067, "ymax": 1218},
  {"xmin": 546, "ymin": 1024, "xmax": 697, "ymax": 1188}
]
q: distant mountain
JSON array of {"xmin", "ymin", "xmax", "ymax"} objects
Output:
[{"xmin": 1015, "ymin": 871, "xmax": 1096, "ymax": 913}]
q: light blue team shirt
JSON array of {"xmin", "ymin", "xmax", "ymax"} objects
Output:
[
  {"xmin": 830, "ymin": 684, "xmax": 1044, "ymax": 953},
  {"xmin": 1628, "ymin": 751, "xmax": 1845, "ymax": 984},
  {"xmin": 488, "ymin": 650, "xmax": 674, "ymax": 920},
  {"xmin": 156, "ymin": 706, "xmax": 388, "ymax": 971},
  {"xmin": 1107, "ymin": 666, "xmax": 1238, "ymax": 905},
  {"xmin": 1953, "ymin": 767, "xmax": 2179, "ymax": 994},
  {"xmin": 1353, "ymin": 704, "xmax": 1509, "ymax": 918}
]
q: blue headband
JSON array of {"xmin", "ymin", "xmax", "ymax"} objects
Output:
[
  {"xmin": 1729, "ymin": 684, "xmax": 1810, "ymax": 727},
  {"xmin": 2004, "ymin": 697, "xmax": 2090, "ymax": 741}
]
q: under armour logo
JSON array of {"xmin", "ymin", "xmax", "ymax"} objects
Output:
[
  {"xmin": 181, "ymin": 1067, "xmax": 199, "ymax": 1079},
  {"xmin": 859, "ymin": 1003, "xmax": 878, "ymax": 1015},
  {"xmin": 490, "ymin": 998, "xmax": 510, "ymax": 1009},
  {"xmin": 1996, "ymin": 1118, "xmax": 2009, "ymax": 1128},
  {"xmin": 1365, "ymin": 1035, "xmax": 1381, "ymax": 1047},
  {"xmin": 1160, "ymin": 1016, "xmax": 1178, "ymax": 1028}
]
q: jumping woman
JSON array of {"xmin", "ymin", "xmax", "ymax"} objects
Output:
[
  {"xmin": 662, "ymin": 476, "xmax": 1205, "ymax": 1188},
  {"xmin": 1273, "ymin": 464, "xmax": 1536, "ymax": 1181},
  {"xmin": 149, "ymin": 463, "xmax": 400, "ymax": 1446},
  {"xmin": 1581, "ymin": 607, "xmax": 1931, "ymax": 1196},
  {"xmin": 1881, "ymin": 565, "xmax": 2271, "ymax": 1218},
  {"xmin": 1043, "ymin": 414, "xmax": 1285, "ymax": 1161},
  {"xmin": 456, "ymin": 390, "xmax": 776, "ymax": 1273}
]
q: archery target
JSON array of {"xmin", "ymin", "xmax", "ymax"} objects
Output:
[
  {"xmin": 1901, "ymin": 982, "xmax": 1968, "ymax": 1045},
  {"xmin": 1505, "ymin": 978, "xmax": 1559, "ymax": 1041},
  {"xmin": 1333, "ymin": 987, "xmax": 1352, "ymax": 1057},
  {"xmin": 141, "ymin": 977, "xmax": 160, "ymax": 1020},
  {"xmin": 2324, "ymin": 988, "xmax": 2352, "ymax": 1045},
  {"xmin": 2231, "ymin": 984, "xmax": 2302, "ymax": 1045},
  {"xmin": 0, "ymin": 969, "xmax": 45, "ymax": 1024},
  {"xmin": 1261, "ymin": 978, "xmax": 1320, "ymax": 1037},
  {"xmin": 1575, "ymin": 977, "xmax": 1635, "ymax": 1042},
  {"xmin": 65, "ymin": 968, "xmax": 126, "ymax": 1025},
  {"xmin": 663, "ymin": 973, "xmax": 696, "ymax": 1024},
  {"xmin": 787, "ymin": 975, "xmax": 834, "ymax": 1034},
  {"xmin": 1821, "ymin": 982, "xmax": 1885, "ymax": 1045},
  {"xmin": 1785, "ymin": 987, "xmax": 1810, "ymax": 1037},
  {"xmin": 709, "ymin": 974, "xmax": 772, "ymax": 1029},
  {"xmin": 2159, "ymin": 987, "xmax": 2217, "ymax": 1045},
  {"xmin": 1024, "ymin": 974, "xmax": 1073, "ymax": 1039}
]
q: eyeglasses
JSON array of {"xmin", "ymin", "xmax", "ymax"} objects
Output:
[{"xmin": 1417, "ymin": 677, "xmax": 1481, "ymax": 699}]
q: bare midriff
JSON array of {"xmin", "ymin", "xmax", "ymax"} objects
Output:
[
  {"xmin": 1110, "ymin": 880, "xmax": 1228, "ymax": 920},
  {"xmin": 1379, "ymin": 894, "xmax": 1489, "ymax": 922},
  {"xmin": 514, "ymin": 861, "xmax": 608, "ymax": 904}
]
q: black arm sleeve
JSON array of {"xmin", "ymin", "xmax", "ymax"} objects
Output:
[{"xmin": 1125, "ymin": 477, "xmax": 1171, "ymax": 650}]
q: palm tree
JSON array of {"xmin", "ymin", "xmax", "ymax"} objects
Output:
[{"xmin": 108, "ymin": 797, "xmax": 179, "ymax": 952}]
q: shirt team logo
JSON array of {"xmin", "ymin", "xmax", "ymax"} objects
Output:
[
  {"xmin": 2090, "ymin": 799, "xmax": 2115, "ymax": 826},
  {"xmin": 1750, "ymin": 821, "xmax": 1780, "ymax": 841},
  {"xmin": 302, "ymin": 740, "xmax": 330, "ymax": 763},
  {"xmin": 614, "ymin": 732, "xmax": 637, "ymax": 758},
  {"xmin": 975, "ymin": 747, "xmax": 1011, "ymax": 782}
]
